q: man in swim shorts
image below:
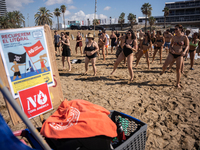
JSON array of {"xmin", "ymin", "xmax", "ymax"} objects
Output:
[{"xmin": 164, "ymin": 29, "xmax": 173, "ymax": 54}]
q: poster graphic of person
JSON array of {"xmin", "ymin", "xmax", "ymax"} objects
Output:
[
  {"xmin": 33, "ymin": 53, "xmax": 48, "ymax": 72},
  {"xmin": 8, "ymin": 52, "xmax": 26, "ymax": 80}
]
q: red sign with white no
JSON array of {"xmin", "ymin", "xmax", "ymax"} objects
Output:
[{"xmin": 19, "ymin": 83, "xmax": 53, "ymax": 119}]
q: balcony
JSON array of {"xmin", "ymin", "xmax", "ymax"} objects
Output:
[
  {"xmin": 165, "ymin": 15, "xmax": 200, "ymax": 22},
  {"xmin": 166, "ymin": 2, "xmax": 200, "ymax": 9}
]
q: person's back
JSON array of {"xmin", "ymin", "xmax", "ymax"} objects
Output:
[
  {"xmin": 54, "ymin": 32, "xmax": 60, "ymax": 44},
  {"xmin": 105, "ymin": 34, "xmax": 109, "ymax": 45}
]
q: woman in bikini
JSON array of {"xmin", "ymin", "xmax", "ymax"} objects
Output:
[
  {"xmin": 188, "ymin": 32, "xmax": 200, "ymax": 70},
  {"xmin": 84, "ymin": 34, "xmax": 99, "ymax": 76},
  {"xmin": 98, "ymin": 30, "xmax": 107, "ymax": 62},
  {"xmin": 167, "ymin": 27, "xmax": 189, "ymax": 74},
  {"xmin": 152, "ymin": 31, "xmax": 165, "ymax": 64},
  {"xmin": 134, "ymin": 32, "xmax": 151, "ymax": 69},
  {"xmin": 75, "ymin": 31, "xmax": 83, "ymax": 56},
  {"xmin": 111, "ymin": 29, "xmax": 137, "ymax": 81},
  {"xmin": 110, "ymin": 30, "xmax": 117, "ymax": 54},
  {"xmin": 160, "ymin": 24, "xmax": 189, "ymax": 88}
]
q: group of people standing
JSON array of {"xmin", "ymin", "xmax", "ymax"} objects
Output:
[{"xmin": 53, "ymin": 25, "xmax": 200, "ymax": 88}]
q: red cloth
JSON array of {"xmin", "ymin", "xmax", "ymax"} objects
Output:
[{"xmin": 40, "ymin": 99, "xmax": 117, "ymax": 139}]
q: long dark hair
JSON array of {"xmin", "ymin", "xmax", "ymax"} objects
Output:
[
  {"xmin": 126, "ymin": 29, "xmax": 136, "ymax": 40},
  {"xmin": 156, "ymin": 30, "xmax": 161, "ymax": 36},
  {"xmin": 144, "ymin": 32, "xmax": 150, "ymax": 43}
]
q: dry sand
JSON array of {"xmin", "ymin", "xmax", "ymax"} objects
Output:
[{"xmin": 0, "ymin": 29, "xmax": 200, "ymax": 150}]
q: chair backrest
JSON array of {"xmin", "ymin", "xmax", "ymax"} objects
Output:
[{"xmin": 0, "ymin": 114, "xmax": 34, "ymax": 150}]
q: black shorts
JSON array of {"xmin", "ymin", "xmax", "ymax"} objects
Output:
[
  {"xmin": 14, "ymin": 71, "xmax": 21, "ymax": 76},
  {"xmin": 55, "ymin": 43, "xmax": 60, "ymax": 48}
]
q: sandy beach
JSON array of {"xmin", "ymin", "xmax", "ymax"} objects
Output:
[{"xmin": 0, "ymin": 29, "xmax": 200, "ymax": 149}]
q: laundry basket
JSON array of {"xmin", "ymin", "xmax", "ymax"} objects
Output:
[{"xmin": 109, "ymin": 111, "xmax": 147, "ymax": 150}]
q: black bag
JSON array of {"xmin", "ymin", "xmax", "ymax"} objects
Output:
[{"xmin": 44, "ymin": 135, "xmax": 112, "ymax": 150}]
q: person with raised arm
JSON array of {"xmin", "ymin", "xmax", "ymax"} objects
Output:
[
  {"xmin": 111, "ymin": 29, "xmax": 137, "ymax": 81},
  {"xmin": 160, "ymin": 24, "xmax": 189, "ymax": 88}
]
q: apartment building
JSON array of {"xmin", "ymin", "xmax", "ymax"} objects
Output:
[{"xmin": 0, "ymin": 0, "xmax": 7, "ymax": 16}]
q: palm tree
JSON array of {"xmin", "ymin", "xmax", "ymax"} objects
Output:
[
  {"xmin": 54, "ymin": 8, "xmax": 61, "ymax": 30},
  {"xmin": 149, "ymin": 16, "xmax": 156, "ymax": 33},
  {"xmin": 87, "ymin": 18, "xmax": 89, "ymax": 26},
  {"xmin": 141, "ymin": 3, "xmax": 152, "ymax": 32},
  {"xmin": 7, "ymin": 12, "xmax": 16, "ymax": 28},
  {"xmin": 127, "ymin": 13, "xmax": 136, "ymax": 29},
  {"xmin": 13, "ymin": 11, "xmax": 25, "ymax": 28},
  {"xmin": 162, "ymin": 7, "xmax": 169, "ymax": 29},
  {"xmin": 60, "ymin": 5, "xmax": 66, "ymax": 30},
  {"xmin": 34, "ymin": 7, "xmax": 53, "ymax": 26},
  {"xmin": 0, "ymin": 15, "xmax": 11, "ymax": 29},
  {"xmin": 118, "ymin": 12, "xmax": 125, "ymax": 30},
  {"xmin": 93, "ymin": 19, "xmax": 99, "ymax": 25}
]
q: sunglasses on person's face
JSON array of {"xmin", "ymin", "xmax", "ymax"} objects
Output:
[
  {"xmin": 127, "ymin": 33, "xmax": 131, "ymax": 35},
  {"xmin": 175, "ymin": 28, "xmax": 179, "ymax": 30}
]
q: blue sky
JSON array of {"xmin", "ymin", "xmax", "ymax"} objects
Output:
[{"xmin": 6, "ymin": 0, "xmax": 185, "ymax": 27}]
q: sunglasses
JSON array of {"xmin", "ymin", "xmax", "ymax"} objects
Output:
[
  {"xmin": 175, "ymin": 28, "xmax": 179, "ymax": 30},
  {"xmin": 127, "ymin": 33, "xmax": 131, "ymax": 35}
]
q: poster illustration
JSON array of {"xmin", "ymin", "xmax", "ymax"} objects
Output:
[{"xmin": 0, "ymin": 27, "xmax": 54, "ymax": 98}]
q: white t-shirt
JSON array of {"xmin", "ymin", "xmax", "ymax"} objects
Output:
[{"xmin": 105, "ymin": 34, "xmax": 109, "ymax": 46}]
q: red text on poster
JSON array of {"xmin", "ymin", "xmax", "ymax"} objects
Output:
[{"xmin": 19, "ymin": 83, "xmax": 53, "ymax": 119}]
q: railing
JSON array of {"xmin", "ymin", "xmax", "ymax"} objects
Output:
[
  {"xmin": 166, "ymin": 2, "xmax": 200, "ymax": 9},
  {"xmin": 169, "ymin": 12, "xmax": 200, "ymax": 16}
]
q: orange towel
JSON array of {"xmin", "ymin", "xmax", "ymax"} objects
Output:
[{"xmin": 40, "ymin": 99, "xmax": 117, "ymax": 139}]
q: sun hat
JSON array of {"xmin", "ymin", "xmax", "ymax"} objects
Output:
[{"xmin": 87, "ymin": 34, "xmax": 94, "ymax": 38}]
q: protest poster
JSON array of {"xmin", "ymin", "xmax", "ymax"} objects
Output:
[
  {"xmin": 0, "ymin": 26, "xmax": 54, "ymax": 98},
  {"xmin": 0, "ymin": 25, "xmax": 64, "ymax": 125},
  {"xmin": 19, "ymin": 83, "xmax": 53, "ymax": 119}
]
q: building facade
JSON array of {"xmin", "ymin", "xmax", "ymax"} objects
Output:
[
  {"xmin": 0, "ymin": 0, "xmax": 7, "ymax": 16},
  {"xmin": 138, "ymin": 0, "xmax": 200, "ymax": 26}
]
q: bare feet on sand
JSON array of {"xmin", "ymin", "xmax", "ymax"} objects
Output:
[
  {"xmin": 111, "ymin": 70, "xmax": 115, "ymax": 75},
  {"xmin": 175, "ymin": 84, "xmax": 182, "ymax": 88},
  {"xmin": 160, "ymin": 71, "xmax": 164, "ymax": 75}
]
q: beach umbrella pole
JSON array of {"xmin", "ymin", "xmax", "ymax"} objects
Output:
[{"xmin": 0, "ymin": 78, "xmax": 51, "ymax": 150}]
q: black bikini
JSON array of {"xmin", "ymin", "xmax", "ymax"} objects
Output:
[
  {"xmin": 142, "ymin": 39, "xmax": 149, "ymax": 46},
  {"xmin": 155, "ymin": 38, "xmax": 163, "ymax": 49},
  {"xmin": 170, "ymin": 40, "xmax": 185, "ymax": 58},
  {"xmin": 84, "ymin": 42, "xmax": 97, "ymax": 59},
  {"xmin": 170, "ymin": 52, "xmax": 182, "ymax": 59},
  {"xmin": 123, "ymin": 39, "xmax": 134, "ymax": 57}
]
